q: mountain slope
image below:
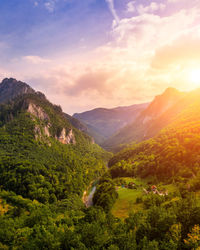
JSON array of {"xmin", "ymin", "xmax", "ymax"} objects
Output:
[
  {"xmin": 1, "ymin": 79, "xmax": 200, "ymax": 249},
  {"xmin": 108, "ymin": 88, "xmax": 200, "ymax": 182},
  {"xmin": 0, "ymin": 78, "xmax": 92, "ymax": 136},
  {"xmin": 73, "ymin": 103, "xmax": 149, "ymax": 145},
  {"xmin": 0, "ymin": 78, "xmax": 110, "ymax": 203},
  {"xmin": 103, "ymin": 87, "xmax": 186, "ymax": 150}
]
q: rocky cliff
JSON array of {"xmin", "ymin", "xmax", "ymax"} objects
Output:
[{"xmin": 27, "ymin": 102, "xmax": 76, "ymax": 145}]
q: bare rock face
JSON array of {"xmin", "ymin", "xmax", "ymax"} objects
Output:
[
  {"xmin": 34, "ymin": 124, "xmax": 51, "ymax": 139},
  {"xmin": 44, "ymin": 125, "xmax": 51, "ymax": 137},
  {"xmin": 28, "ymin": 103, "xmax": 49, "ymax": 122},
  {"xmin": 91, "ymin": 138, "xmax": 95, "ymax": 144},
  {"xmin": 27, "ymin": 102, "xmax": 76, "ymax": 145},
  {"xmin": 34, "ymin": 125, "xmax": 42, "ymax": 139},
  {"xmin": 56, "ymin": 128, "xmax": 76, "ymax": 145},
  {"xmin": 27, "ymin": 103, "xmax": 51, "ymax": 140}
]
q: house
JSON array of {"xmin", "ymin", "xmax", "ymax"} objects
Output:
[{"xmin": 151, "ymin": 185, "xmax": 157, "ymax": 191}]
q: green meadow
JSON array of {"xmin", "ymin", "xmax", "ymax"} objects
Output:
[{"xmin": 112, "ymin": 177, "xmax": 178, "ymax": 219}]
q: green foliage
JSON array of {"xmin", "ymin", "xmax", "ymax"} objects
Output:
[
  {"xmin": 108, "ymin": 123, "xmax": 200, "ymax": 184},
  {"xmin": 93, "ymin": 178, "xmax": 118, "ymax": 212},
  {"xmin": 0, "ymin": 94, "xmax": 109, "ymax": 204},
  {"xmin": 1, "ymin": 87, "xmax": 200, "ymax": 249}
]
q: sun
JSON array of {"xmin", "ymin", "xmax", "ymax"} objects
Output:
[{"xmin": 189, "ymin": 69, "xmax": 200, "ymax": 88}]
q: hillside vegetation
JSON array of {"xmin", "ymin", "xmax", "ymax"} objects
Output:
[
  {"xmin": 108, "ymin": 91, "xmax": 200, "ymax": 184},
  {"xmin": 1, "ymin": 79, "xmax": 200, "ymax": 249}
]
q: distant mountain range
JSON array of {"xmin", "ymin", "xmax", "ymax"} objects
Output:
[
  {"xmin": 103, "ymin": 87, "xmax": 186, "ymax": 150},
  {"xmin": 74, "ymin": 86, "xmax": 200, "ymax": 153},
  {"xmin": 73, "ymin": 103, "xmax": 149, "ymax": 145},
  {"xmin": 3, "ymin": 78, "xmax": 200, "ymax": 156},
  {"xmin": 73, "ymin": 87, "xmax": 189, "ymax": 151}
]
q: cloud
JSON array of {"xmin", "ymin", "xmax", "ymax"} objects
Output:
[
  {"xmin": 32, "ymin": 0, "xmax": 58, "ymax": 12},
  {"xmin": 34, "ymin": 1, "xmax": 39, "ymax": 7},
  {"xmin": 65, "ymin": 70, "xmax": 114, "ymax": 96},
  {"xmin": 137, "ymin": 2, "xmax": 166, "ymax": 15},
  {"xmin": 168, "ymin": 0, "xmax": 182, "ymax": 2},
  {"xmin": 126, "ymin": 1, "xmax": 135, "ymax": 13},
  {"xmin": 151, "ymin": 31, "xmax": 200, "ymax": 69},
  {"xmin": 44, "ymin": 0, "xmax": 57, "ymax": 13},
  {"xmin": 22, "ymin": 55, "xmax": 51, "ymax": 64},
  {"xmin": 105, "ymin": 0, "xmax": 120, "ymax": 24},
  {"xmin": 4, "ymin": 1, "xmax": 200, "ymax": 114},
  {"xmin": 126, "ymin": 1, "xmax": 166, "ymax": 15},
  {"xmin": 111, "ymin": 8, "xmax": 199, "ymax": 49}
]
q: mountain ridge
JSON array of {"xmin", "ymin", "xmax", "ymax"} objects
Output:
[
  {"xmin": 103, "ymin": 87, "xmax": 186, "ymax": 150},
  {"xmin": 73, "ymin": 102, "xmax": 149, "ymax": 145},
  {"xmin": 0, "ymin": 78, "xmax": 35, "ymax": 103},
  {"xmin": 0, "ymin": 78, "xmax": 93, "ymax": 142}
]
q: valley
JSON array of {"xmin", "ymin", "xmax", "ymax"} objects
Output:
[
  {"xmin": 0, "ymin": 78, "xmax": 200, "ymax": 249},
  {"xmin": 1, "ymin": 1, "xmax": 199, "ymax": 249}
]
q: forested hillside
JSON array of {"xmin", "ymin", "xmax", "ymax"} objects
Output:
[
  {"xmin": 108, "ymin": 89, "xmax": 200, "ymax": 184},
  {"xmin": 1, "ymin": 79, "xmax": 200, "ymax": 249},
  {"xmin": 0, "ymin": 79, "xmax": 113, "ymax": 248}
]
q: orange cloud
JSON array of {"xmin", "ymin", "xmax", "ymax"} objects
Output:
[{"xmin": 151, "ymin": 33, "xmax": 200, "ymax": 69}]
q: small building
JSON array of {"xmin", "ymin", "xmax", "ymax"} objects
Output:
[{"xmin": 151, "ymin": 185, "xmax": 157, "ymax": 191}]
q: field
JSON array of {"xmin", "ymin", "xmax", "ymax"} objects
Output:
[{"xmin": 112, "ymin": 178, "xmax": 178, "ymax": 219}]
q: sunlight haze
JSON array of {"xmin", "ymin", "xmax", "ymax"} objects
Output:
[{"xmin": 0, "ymin": 0, "xmax": 199, "ymax": 113}]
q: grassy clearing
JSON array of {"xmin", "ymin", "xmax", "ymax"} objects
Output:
[
  {"xmin": 112, "ymin": 187, "xmax": 144, "ymax": 218},
  {"xmin": 112, "ymin": 178, "xmax": 146, "ymax": 219},
  {"xmin": 112, "ymin": 178, "xmax": 178, "ymax": 219}
]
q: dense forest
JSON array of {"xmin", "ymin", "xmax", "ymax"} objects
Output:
[{"xmin": 1, "ymin": 79, "xmax": 200, "ymax": 249}]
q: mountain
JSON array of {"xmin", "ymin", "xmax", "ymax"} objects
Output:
[
  {"xmin": 1, "ymin": 79, "xmax": 200, "ymax": 249},
  {"xmin": 108, "ymin": 87, "xmax": 200, "ymax": 180},
  {"xmin": 0, "ymin": 78, "xmax": 113, "ymax": 248},
  {"xmin": 0, "ymin": 78, "xmax": 92, "ymax": 135},
  {"xmin": 73, "ymin": 103, "xmax": 149, "ymax": 145},
  {"xmin": 103, "ymin": 87, "xmax": 186, "ymax": 151},
  {"xmin": 0, "ymin": 78, "xmax": 111, "ymax": 202},
  {"xmin": 0, "ymin": 78, "xmax": 35, "ymax": 103}
]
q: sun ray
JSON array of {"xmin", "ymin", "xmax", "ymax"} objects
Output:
[{"xmin": 188, "ymin": 69, "xmax": 200, "ymax": 88}]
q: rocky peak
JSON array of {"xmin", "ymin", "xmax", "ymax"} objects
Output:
[
  {"xmin": 162, "ymin": 87, "xmax": 180, "ymax": 96},
  {"xmin": 0, "ymin": 78, "xmax": 35, "ymax": 104},
  {"xmin": 140, "ymin": 87, "xmax": 185, "ymax": 124}
]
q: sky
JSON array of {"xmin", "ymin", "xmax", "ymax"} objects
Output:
[{"xmin": 0, "ymin": 0, "xmax": 200, "ymax": 114}]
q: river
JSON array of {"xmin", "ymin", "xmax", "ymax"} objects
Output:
[{"xmin": 82, "ymin": 185, "xmax": 97, "ymax": 208}]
